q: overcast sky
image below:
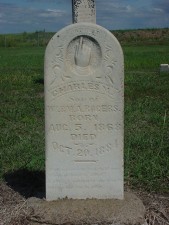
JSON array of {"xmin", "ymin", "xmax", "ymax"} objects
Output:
[{"xmin": 0, "ymin": 0, "xmax": 169, "ymax": 34}]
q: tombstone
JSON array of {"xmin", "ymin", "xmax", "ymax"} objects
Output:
[
  {"xmin": 160, "ymin": 64, "xmax": 169, "ymax": 72},
  {"xmin": 45, "ymin": 0, "xmax": 124, "ymax": 201}
]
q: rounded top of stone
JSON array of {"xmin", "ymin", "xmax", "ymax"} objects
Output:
[
  {"xmin": 45, "ymin": 22, "xmax": 124, "ymax": 88},
  {"xmin": 47, "ymin": 22, "xmax": 123, "ymax": 53}
]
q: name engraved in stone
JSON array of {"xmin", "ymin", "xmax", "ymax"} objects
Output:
[
  {"xmin": 47, "ymin": 104, "xmax": 121, "ymax": 113},
  {"xmin": 49, "ymin": 81, "xmax": 119, "ymax": 99}
]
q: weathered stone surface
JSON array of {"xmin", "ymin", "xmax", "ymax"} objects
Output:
[
  {"xmin": 72, "ymin": 0, "xmax": 96, "ymax": 23},
  {"xmin": 45, "ymin": 22, "xmax": 124, "ymax": 200},
  {"xmin": 160, "ymin": 64, "xmax": 169, "ymax": 72},
  {"xmin": 27, "ymin": 192, "xmax": 145, "ymax": 225}
]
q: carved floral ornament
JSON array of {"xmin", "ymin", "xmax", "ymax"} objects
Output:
[{"xmin": 46, "ymin": 24, "xmax": 123, "ymax": 87}]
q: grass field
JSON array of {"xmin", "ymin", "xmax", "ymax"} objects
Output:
[{"xmin": 0, "ymin": 43, "xmax": 169, "ymax": 194}]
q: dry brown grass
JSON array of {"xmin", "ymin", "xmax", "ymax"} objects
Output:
[
  {"xmin": 0, "ymin": 183, "xmax": 32, "ymax": 225},
  {"xmin": 141, "ymin": 192, "xmax": 169, "ymax": 225},
  {"xmin": 0, "ymin": 182, "xmax": 168, "ymax": 225}
]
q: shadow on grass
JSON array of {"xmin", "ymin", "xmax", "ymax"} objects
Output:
[
  {"xmin": 34, "ymin": 78, "xmax": 44, "ymax": 84},
  {"xmin": 4, "ymin": 169, "xmax": 45, "ymax": 199}
]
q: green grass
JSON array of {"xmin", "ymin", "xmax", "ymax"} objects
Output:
[
  {"xmin": 124, "ymin": 72, "xmax": 169, "ymax": 192},
  {"xmin": 0, "ymin": 47, "xmax": 45, "ymax": 177},
  {"xmin": 124, "ymin": 45, "xmax": 169, "ymax": 71},
  {"xmin": 124, "ymin": 45, "xmax": 169, "ymax": 192},
  {"xmin": 0, "ymin": 47, "xmax": 44, "ymax": 69},
  {"xmin": 0, "ymin": 45, "xmax": 169, "ymax": 194}
]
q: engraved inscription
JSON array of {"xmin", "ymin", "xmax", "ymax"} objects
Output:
[
  {"xmin": 49, "ymin": 124, "xmax": 69, "ymax": 132},
  {"xmin": 52, "ymin": 142, "xmax": 114, "ymax": 158},
  {"xmin": 94, "ymin": 123, "xmax": 122, "ymax": 132},
  {"xmin": 52, "ymin": 142, "xmax": 72, "ymax": 155},
  {"xmin": 69, "ymin": 96, "xmax": 99, "ymax": 102},
  {"xmin": 45, "ymin": 23, "xmax": 124, "ymax": 200},
  {"xmin": 69, "ymin": 114, "xmax": 98, "ymax": 121},
  {"xmin": 47, "ymin": 104, "xmax": 121, "ymax": 113},
  {"xmin": 48, "ymin": 123, "xmax": 122, "ymax": 133},
  {"xmin": 47, "ymin": 166, "xmax": 122, "ymax": 191},
  {"xmin": 71, "ymin": 133, "xmax": 96, "ymax": 141},
  {"xmin": 49, "ymin": 81, "xmax": 120, "ymax": 99}
]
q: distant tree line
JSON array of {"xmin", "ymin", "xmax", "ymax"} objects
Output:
[
  {"xmin": 0, "ymin": 30, "xmax": 54, "ymax": 47},
  {"xmin": 113, "ymin": 28, "xmax": 169, "ymax": 46},
  {"xmin": 0, "ymin": 28, "xmax": 169, "ymax": 47}
]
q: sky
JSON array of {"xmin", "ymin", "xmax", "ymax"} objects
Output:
[{"xmin": 0, "ymin": 0, "xmax": 169, "ymax": 34}]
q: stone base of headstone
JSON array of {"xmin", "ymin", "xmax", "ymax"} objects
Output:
[{"xmin": 27, "ymin": 191, "xmax": 145, "ymax": 225}]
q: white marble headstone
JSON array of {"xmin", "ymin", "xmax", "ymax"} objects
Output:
[{"xmin": 45, "ymin": 22, "xmax": 124, "ymax": 200}]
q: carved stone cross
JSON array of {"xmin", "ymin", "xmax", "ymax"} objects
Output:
[{"xmin": 72, "ymin": 0, "xmax": 96, "ymax": 23}]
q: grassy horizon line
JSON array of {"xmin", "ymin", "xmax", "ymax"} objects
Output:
[{"xmin": 0, "ymin": 27, "xmax": 168, "ymax": 36}]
